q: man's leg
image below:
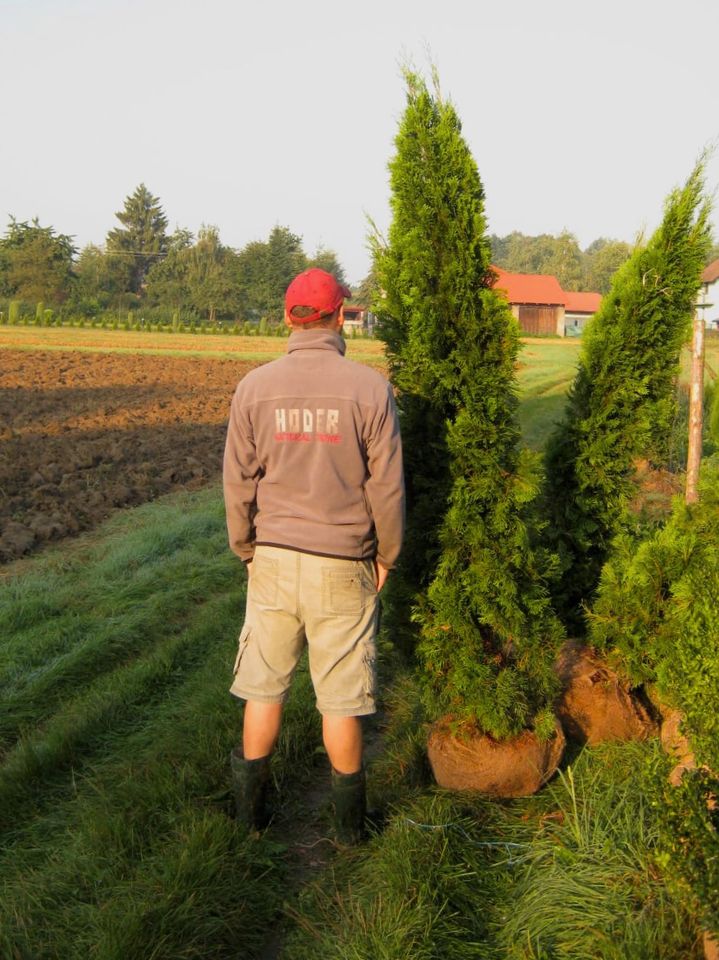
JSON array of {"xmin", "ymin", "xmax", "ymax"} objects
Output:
[
  {"xmin": 230, "ymin": 701, "xmax": 282, "ymax": 831},
  {"xmin": 244, "ymin": 700, "xmax": 283, "ymax": 760},
  {"xmin": 323, "ymin": 714, "xmax": 366, "ymax": 844},
  {"xmin": 322, "ymin": 714, "xmax": 363, "ymax": 773}
]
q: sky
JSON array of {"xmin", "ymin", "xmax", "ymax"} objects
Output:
[{"xmin": 2, "ymin": 0, "xmax": 718, "ymax": 285}]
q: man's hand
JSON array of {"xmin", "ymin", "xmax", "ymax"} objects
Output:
[{"xmin": 374, "ymin": 560, "xmax": 389, "ymax": 593}]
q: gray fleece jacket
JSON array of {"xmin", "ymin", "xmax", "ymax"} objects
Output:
[{"xmin": 223, "ymin": 328, "xmax": 405, "ymax": 568}]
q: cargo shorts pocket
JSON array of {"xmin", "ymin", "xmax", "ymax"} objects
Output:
[
  {"xmin": 363, "ymin": 644, "xmax": 377, "ymax": 700},
  {"xmin": 232, "ymin": 624, "xmax": 251, "ymax": 677},
  {"xmin": 248, "ymin": 555, "xmax": 279, "ymax": 607},
  {"xmin": 322, "ymin": 567, "xmax": 371, "ymax": 615}
]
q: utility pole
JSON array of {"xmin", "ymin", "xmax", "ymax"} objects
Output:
[{"xmin": 685, "ymin": 293, "xmax": 711, "ymax": 504}]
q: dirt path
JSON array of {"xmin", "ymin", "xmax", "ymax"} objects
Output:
[{"xmin": 257, "ymin": 712, "xmax": 388, "ymax": 960}]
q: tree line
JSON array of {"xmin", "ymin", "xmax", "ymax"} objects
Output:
[
  {"xmin": 0, "ymin": 184, "xmax": 350, "ymax": 326},
  {"xmin": 492, "ymin": 230, "xmax": 719, "ymax": 294}
]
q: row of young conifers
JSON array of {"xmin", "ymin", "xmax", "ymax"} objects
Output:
[
  {"xmin": 374, "ymin": 70, "xmax": 718, "ymax": 950},
  {"xmin": 1, "ymin": 69, "xmax": 717, "ymax": 958}
]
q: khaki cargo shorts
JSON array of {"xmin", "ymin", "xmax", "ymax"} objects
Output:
[{"xmin": 229, "ymin": 545, "xmax": 379, "ymax": 716}]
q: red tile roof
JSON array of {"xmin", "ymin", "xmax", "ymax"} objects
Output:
[
  {"xmin": 492, "ymin": 267, "xmax": 566, "ymax": 306},
  {"xmin": 564, "ymin": 290, "xmax": 602, "ymax": 314},
  {"xmin": 702, "ymin": 258, "xmax": 719, "ymax": 284}
]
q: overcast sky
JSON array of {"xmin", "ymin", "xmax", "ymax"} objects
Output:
[{"xmin": 2, "ymin": 0, "xmax": 718, "ymax": 284}]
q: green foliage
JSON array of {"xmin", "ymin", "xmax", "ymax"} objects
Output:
[
  {"xmin": 8, "ymin": 299, "xmax": 20, "ymax": 325},
  {"xmin": 653, "ymin": 765, "xmax": 719, "ymax": 938},
  {"xmin": 589, "ymin": 459, "xmax": 719, "ymax": 772},
  {"xmin": 106, "ymin": 183, "xmax": 168, "ymax": 294},
  {"xmin": 0, "ymin": 217, "xmax": 76, "ymax": 304},
  {"xmin": 307, "ymin": 244, "xmax": 347, "ymax": 284},
  {"xmin": 375, "ymin": 70, "xmax": 563, "ymax": 736},
  {"xmin": 544, "ymin": 159, "xmax": 713, "ymax": 625}
]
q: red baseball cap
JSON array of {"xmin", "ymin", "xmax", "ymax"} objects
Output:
[{"xmin": 285, "ymin": 268, "xmax": 351, "ymax": 324}]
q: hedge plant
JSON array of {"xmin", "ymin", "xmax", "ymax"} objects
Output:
[
  {"xmin": 375, "ymin": 71, "xmax": 564, "ymax": 738},
  {"xmin": 544, "ymin": 160, "xmax": 712, "ymax": 627},
  {"xmin": 588, "ymin": 458, "xmax": 719, "ymax": 771},
  {"xmin": 588, "ymin": 458, "xmax": 719, "ymax": 936}
]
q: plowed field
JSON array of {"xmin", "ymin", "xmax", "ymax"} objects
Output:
[{"xmin": 0, "ymin": 349, "xmax": 256, "ymax": 563}]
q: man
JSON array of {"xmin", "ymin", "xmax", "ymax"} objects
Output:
[{"xmin": 223, "ymin": 267, "xmax": 404, "ymax": 843}]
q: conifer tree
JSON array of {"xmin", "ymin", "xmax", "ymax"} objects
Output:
[
  {"xmin": 544, "ymin": 160, "xmax": 712, "ymax": 626},
  {"xmin": 106, "ymin": 183, "xmax": 168, "ymax": 294},
  {"xmin": 375, "ymin": 71, "xmax": 564, "ymax": 737}
]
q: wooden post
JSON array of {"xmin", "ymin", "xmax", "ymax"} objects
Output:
[{"xmin": 685, "ymin": 309, "xmax": 705, "ymax": 504}]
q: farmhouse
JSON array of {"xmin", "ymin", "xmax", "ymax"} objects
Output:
[
  {"xmin": 343, "ymin": 304, "xmax": 374, "ymax": 334},
  {"xmin": 492, "ymin": 267, "xmax": 601, "ymax": 337},
  {"xmin": 699, "ymin": 258, "xmax": 719, "ymax": 329},
  {"xmin": 564, "ymin": 290, "xmax": 603, "ymax": 336}
]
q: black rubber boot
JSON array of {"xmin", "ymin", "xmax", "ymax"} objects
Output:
[
  {"xmin": 331, "ymin": 767, "xmax": 367, "ymax": 845},
  {"xmin": 230, "ymin": 747, "xmax": 271, "ymax": 832}
]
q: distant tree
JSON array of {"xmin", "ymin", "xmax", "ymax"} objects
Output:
[
  {"xmin": 144, "ymin": 228, "xmax": 195, "ymax": 311},
  {"xmin": 492, "ymin": 230, "xmax": 584, "ymax": 289},
  {"xmin": 307, "ymin": 246, "xmax": 347, "ymax": 285},
  {"xmin": 353, "ymin": 266, "xmax": 378, "ymax": 306},
  {"xmin": 265, "ymin": 225, "xmax": 307, "ymax": 320},
  {"xmin": 544, "ymin": 159, "xmax": 712, "ymax": 627},
  {"xmin": 70, "ymin": 243, "xmax": 128, "ymax": 314},
  {"xmin": 106, "ymin": 184, "xmax": 168, "ymax": 294},
  {"xmin": 234, "ymin": 239, "xmax": 271, "ymax": 321},
  {"xmin": 375, "ymin": 70, "xmax": 564, "ymax": 737},
  {"xmin": 185, "ymin": 225, "xmax": 238, "ymax": 323},
  {"xmin": 584, "ymin": 238, "xmax": 633, "ymax": 294},
  {"xmin": 541, "ymin": 230, "xmax": 584, "ymax": 291},
  {"xmin": 0, "ymin": 218, "xmax": 76, "ymax": 304},
  {"xmin": 234, "ymin": 226, "xmax": 307, "ymax": 323}
]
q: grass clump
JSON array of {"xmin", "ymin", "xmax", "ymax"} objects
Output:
[{"xmin": 499, "ymin": 744, "xmax": 696, "ymax": 959}]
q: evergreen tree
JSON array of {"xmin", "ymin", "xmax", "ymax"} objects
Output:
[
  {"xmin": 544, "ymin": 159, "xmax": 712, "ymax": 626},
  {"xmin": 144, "ymin": 228, "xmax": 194, "ymax": 312},
  {"xmin": 106, "ymin": 184, "xmax": 168, "ymax": 294},
  {"xmin": 185, "ymin": 225, "xmax": 237, "ymax": 323},
  {"xmin": 307, "ymin": 246, "xmax": 347, "ymax": 285},
  {"xmin": 375, "ymin": 71, "xmax": 564, "ymax": 737}
]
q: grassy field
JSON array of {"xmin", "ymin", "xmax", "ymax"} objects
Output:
[
  {"xmin": 0, "ymin": 323, "xmax": 386, "ymax": 364},
  {"xmin": 0, "ymin": 329, "xmax": 712, "ymax": 958}
]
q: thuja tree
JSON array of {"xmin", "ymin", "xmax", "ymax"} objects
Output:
[
  {"xmin": 544, "ymin": 160, "xmax": 712, "ymax": 626},
  {"xmin": 587, "ymin": 459, "xmax": 719, "ymax": 933},
  {"xmin": 375, "ymin": 71, "xmax": 564, "ymax": 738}
]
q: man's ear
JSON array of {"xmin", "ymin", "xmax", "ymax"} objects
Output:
[
  {"xmin": 284, "ymin": 311, "xmax": 293, "ymax": 329},
  {"xmin": 336, "ymin": 305, "xmax": 345, "ymax": 331}
]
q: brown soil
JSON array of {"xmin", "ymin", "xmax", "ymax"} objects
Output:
[
  {"xmin": 556, "ymin": 642, "xmax": 660, "ymax": 745},
  {"xmin": 427, "ymin": 717, "xmax": 566, "ymax": 797},
  {"xmin": 0, "ymin": 349, "xmax": 257, "ymax": 563}
]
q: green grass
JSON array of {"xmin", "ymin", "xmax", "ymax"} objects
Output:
[
  {"xmin": 516, "ymin": 340, "xmax": 581, "ymax": 451},
  {"xmin": 0, "ymin": 487, "xmax": 324, "ymax": 959},
  {"xmin": 282, "ymin": 740, "xmax": 700, "ymax": 960}
]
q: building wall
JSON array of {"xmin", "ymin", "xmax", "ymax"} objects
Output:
[
  {"xmin": 700, "ymin": 279, "xmax": 719, "ymax": 329},
  {"xmin": 517, "ymin": 304, "xmax": 563, "ymax": 336}
]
